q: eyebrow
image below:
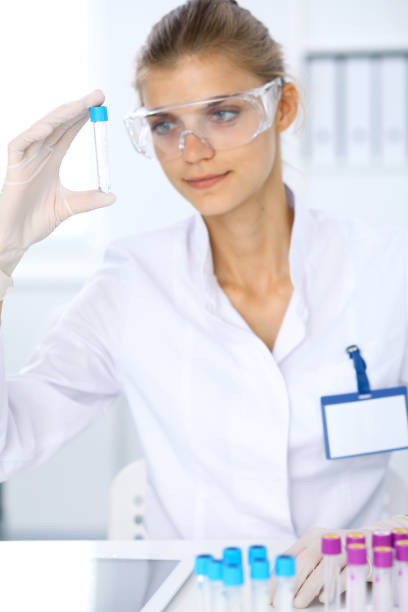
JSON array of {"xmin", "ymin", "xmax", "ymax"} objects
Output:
[{"xmin": 148, "ymin": 99, "xmax": 231, "ymax": 119}]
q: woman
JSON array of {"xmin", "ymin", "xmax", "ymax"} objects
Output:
[{"xmin": 0, "ymin": 0, "xmax": 407, "ymax": 607}]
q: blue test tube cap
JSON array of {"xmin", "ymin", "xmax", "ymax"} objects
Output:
[
  {"xmin": 275, "ymin": 554, "xmax": 295, "ymax": 578},
  {"xmin": 223, "ymin": 547, "xmax": 242, "ymax": 566},
  {"xmin": 89, "ymin": 106, "xmax": 108, "ymax": 122},
  {"xmin": 223, "ymin": 563, "xmax": 244, "ymax": 586},
  {"xmin": 208, "ymin": 558, "xmax": 223, "ymax": 581},
  {"xmin": 250, "ymin": 558, "xmax": 271, "ymax": 580},
  {"xmin": 194, "ymin": 554, "xmax": 212, "ymax": 576},
  {"xmin": 248, "ymin": 544, "xmax": 267, "ymax": 565}
]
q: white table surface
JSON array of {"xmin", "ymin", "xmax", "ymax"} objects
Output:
[{"xmin": 0, "ymin": 539, "xmax": 385, "ymax": 611}]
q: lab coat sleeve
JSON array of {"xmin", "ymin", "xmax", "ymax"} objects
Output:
[{"xmin": 0, "ymin": 239, "xmax": 130, "ymax": 482}]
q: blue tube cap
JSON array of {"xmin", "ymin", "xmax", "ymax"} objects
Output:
[
  {"xmin": 208, "ymin": 558, "xmax": 223, "ymax": 581},
  {"xmin": 223, "ymin": 547, "xmax": 242, "ymax": 566},
  {"xmin": 223, "ymin": 563, "xmax": 244, "ymax": 586},
  {"xmin": 248, "ymin": 545, "xmax": 267, "ymax": 565},
  {"xmin": 275, "ymin": 555, "xmax": 295, "ymax": 577},
  {"xmin": 194, "ymin": 554, "xmax": 212, "ymax": 576},
  {"xmin": 250, "ymin": 558, "xmax": 271, "ymax": 580},
  {"xmin": 89, "ymin": 106, "xmax": 108, "ymax": 122}
]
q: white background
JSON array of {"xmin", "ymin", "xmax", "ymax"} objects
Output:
[{"xmin": 0, "ymin": 0, "xmax": 407, "ymax": 538}]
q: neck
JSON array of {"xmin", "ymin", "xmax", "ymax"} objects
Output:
[{"xmin": 202, "ymin": 178, "xmax": 294, "ymax": 297}]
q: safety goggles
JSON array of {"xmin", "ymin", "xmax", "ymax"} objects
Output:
[{"xmin": 123, "ymin": 77, "xmax": 284, "ymax": 161}]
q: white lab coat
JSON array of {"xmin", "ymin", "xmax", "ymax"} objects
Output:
[{"xmin": 0, "ymin": 183, "xmax": 407, "ymax": 540}]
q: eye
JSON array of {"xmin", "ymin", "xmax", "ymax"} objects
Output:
[
  {"xmin": 151, "ymin": 121, "xmax": 176, "ymax": 135},
  {"xmin": 211, "ymin": 108, "xmax": 240, "ymax": 122}
]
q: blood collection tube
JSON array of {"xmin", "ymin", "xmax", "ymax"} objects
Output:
[
  {"xmin": 322, "ymin": 533, "xmax": 342, "ymax": 611},
  {"xmin": 248, "ymin": 545, "xmax": 267, "ymax": 566},
  {"xmin": 372, "ymin": 531, "xmax": 392, "ymax": 548},
  {"xmin": 395, "ymin": 540, "xmax": 408, "ymax": 611},
  {"xmin": 194, "ymin": 553, "xmax": 212, "ymax": 612},
  {"xmin": 346, "ymin": 532, "xmax": 366, "ymax": 547},
  {"xmin": 372, "ymin": 546, "xmax": 393, "ymax": 612},
  {"xmin": 222, "ymin": 563, "xmax": 244, "ymax": 611},
  {"xmin": 208, "ymin": 558, "xmax": 225, "ymax": 612},
  {"xmin": 392, "ymin": 529, "xmax": 408, "ymax": 605},
  {"xmin": 346, "ymin": 543, "xmax": 367, "ymax": 612},
  {"xmin": 250, "ymin": 558, "xmax": 271, "ymax": 612},
  {"xmin": 274, "ymin": 554, "xmax": 295, "ymax": 612},
  {"xmin": 89, "ymin": 105, "xmax": 111, "ymax": 193}
]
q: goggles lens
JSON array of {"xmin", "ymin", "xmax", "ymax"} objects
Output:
[{"xmin": 124, "ymin": 78, "xmax": 283, "ymax": 160}]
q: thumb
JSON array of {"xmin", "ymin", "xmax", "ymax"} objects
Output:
[{"xmin": 61, "ymin": 187, "xmax": 117, "ymax": 217}]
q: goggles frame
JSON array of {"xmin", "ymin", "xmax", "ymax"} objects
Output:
[{"xmin": 123, "ymin": 76, "xmax": 285, "ymax": 160}]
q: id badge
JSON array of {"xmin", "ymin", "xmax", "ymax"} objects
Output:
[{"xmin": 321, "ymin": 345, "xmax": 408, "ymax": 460}]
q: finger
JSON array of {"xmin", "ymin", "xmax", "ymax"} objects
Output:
[
  {"xmin": 48, "ymin": 113, "xmax": 91, "ymax": 164},
  {"xmin": 7, "ymin": 89, "xmax": 104, "ymax": 164},
  {"xmin": 61, "ymin": 186, "xmax": 116, "ymax": 217},
  {"xmin": 294, "ymin": 560, "xmax": 323, "ymax": 609},
  {"xmin": 319, "ymin": 565, "xmax": 347, "ymax": 604},
  {"xmin": 293, "ymin": 547, "xmax": 322, "ymax": 595}
]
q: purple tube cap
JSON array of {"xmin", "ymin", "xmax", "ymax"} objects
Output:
[
  {"xmin": 391, "ymin": 529, "xmax": 408, "ymax": 547},
  {"xmin": 396, "ymin": 540, "xmax": 408, "ymax": 562},
  {"xmin": 372, "ymin": 530, "xmax": 392, "ymax": 548},
  {"xmin": 347, "ymin": 544, "xmax": 367, "ymax": 566},
  {"xmin": 322, "ymin": 533, "xmax": 342, "ymax": 555},
  {"xmin": 346, "ymin": 532, "xmax": 366, "ymax": 546},
  {"xmin": 373, "ymin": 546, "xmax": 393, "ymax": 569}
]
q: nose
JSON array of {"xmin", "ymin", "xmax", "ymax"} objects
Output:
[{"xmin": 179, "ymin": 129, "xmax": 214, "ymax": 162}]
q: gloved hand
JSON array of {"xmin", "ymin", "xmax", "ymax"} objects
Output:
[
  {"xmin": 269, "ymin": 514, "xmax": 408, "ymax": 608},
  {"xmin": 0, "ymin": 89, "xmax": 116, "ymax": 298}
]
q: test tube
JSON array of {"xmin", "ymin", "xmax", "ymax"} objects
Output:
[
  {"xmin": 89, "ymin": 105, "xmax": 111, "ymax": 193},
  {"xmin": 194, "ymin": 553, "xmax": 212, "ymax": 612},
  {"xmin": 372, "ymin": 546, "xmax": 393, "ymax": 612},
  {"xmin": 346, "ymin": 543, "xmax": 367, "ymax": 612},
  {"xmin": 222, "ymin": 563, "xmax": 244, "ymax": 612},
  {"xmin": 208, "ymin": 558, "xmax": 225, "ymax": 612},
  {"xmin": 248, "ymin": 545, "xmax": 267, "ymax": 566},
  {"xmin": 223, "ymin": 547, "xmax": 243, "ymax": 566},
  {"xmin": 346, "ymin": 532, "xmax": 366, "ymax": 547},
  {"xmin": 274, "ymin": 554, "xmax": 295, "ymax": 612},
  {"xmin": 250, "ymin": 558, "xmax": 271, "ymax": 612},
  {"xmin": 395, "ymin": 540, "xmax": 408, "ymax": 611},
  {"xmin": 322, "ymin": 533, "xmax": 342, "ymax": 611},
  {"xmin": 392, "ymin": 529, "xmax": 408, "ymax": 605},
  {"xmin": 372, "ymin": 531, "xmax": 392, "ymax": 548}
]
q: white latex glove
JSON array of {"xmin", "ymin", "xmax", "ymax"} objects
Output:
[
  {"xmin": 269, "ymin": 514, "xmax": 408, "ymax": 609},
  {"xmin": 0, "ymin": 89, "xmax": 116, "ymax": 298}
]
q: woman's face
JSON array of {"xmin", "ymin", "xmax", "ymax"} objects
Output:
[{"xmin": 141, "ymin": 53, "xmax": 293, "ymax": 217}]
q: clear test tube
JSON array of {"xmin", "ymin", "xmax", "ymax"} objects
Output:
[
  {"xmin": 222, "ymin": 563, "xmax": 244, "ymax": 612},
  {"xmin": 194, "ymin": 553, "xmax": 212, "ymax": 612},
  {"xmin": 372, "ymin": 546, "xmax": 393, "ymax": 612},
  {"xmin": 250, "ymin": 558, "xmax": 271, "ymax": 612},
  {"xmin": 395, "ymin": 540, "xmax": 408, "ymax": 611},
  {"xmin": 274, "ymin": 554, "xmax": 295, "ymax": 612},
  {"xmin": 89, "ymin": 105, "xmax": 111, "ymax": 193},
  {"xmin": 208, "ymin": 558, "xmax": 225, "ymax": 612},
  {"xmin": 321, "ymin": 533, "xmax": 342, "ymax": 611},
  {"xmin": 346, "ymin": 543, "xmax": 367, "ymax": 612}
]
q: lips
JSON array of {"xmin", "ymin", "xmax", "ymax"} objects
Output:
[{"xmin": 184, "ymin": 171, "xmax": 230, "ymax": 189}]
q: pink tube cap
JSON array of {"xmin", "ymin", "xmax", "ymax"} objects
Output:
[
  {"xmin": 396, "ymin": 540, "xmax": 408, "ymax": 562},
  {"xmin": 346, "ymin": 532, "xmax": 366, "ymax": 547},
  {"xmin": 322, "ymin": 533, "xmax": 342, "ymax": 555},
  {"xmin": 347, "ymin": 543, "xmax": 367, "ymax": 566},
  {"xmin": 372, "ymin": 530, "xmax": 392, "ymax": 548},
  {"xmin": 373, "ymin": 546, "xmax": 393, "ymax": 569},
  {"xmin": 391, "ymin": 529, "xmax": 408, "ymax": 547}
]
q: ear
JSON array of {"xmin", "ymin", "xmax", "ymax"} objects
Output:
[{"xmin": 276, "ymin": 83, "xmax": 299, "ymax": 133}]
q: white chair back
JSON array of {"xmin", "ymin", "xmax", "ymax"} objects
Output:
[{"xmin": 108, "ymin": 459, "xmax": 147, "ymax": 540}]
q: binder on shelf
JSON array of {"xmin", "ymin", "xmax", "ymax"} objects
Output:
[
  {"xmin": 345, "ymin": 56, "xmax": 372, "ymax": 164},
  {"xmin": 308, "ymin": 57, "xmax": 337, "ymax": 165},
  {"xmin": 380, "ymin": 54, "xmax": 408, "ymax": 164}
]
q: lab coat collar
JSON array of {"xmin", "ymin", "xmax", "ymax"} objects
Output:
[{"xmin": 189, "ymin": 182, "xmax": 315, "ymax": 319}]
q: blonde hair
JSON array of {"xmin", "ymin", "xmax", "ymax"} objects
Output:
[{"xmin": 131, "ymin": 0, "xmax": 304, "ymax": 131}]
